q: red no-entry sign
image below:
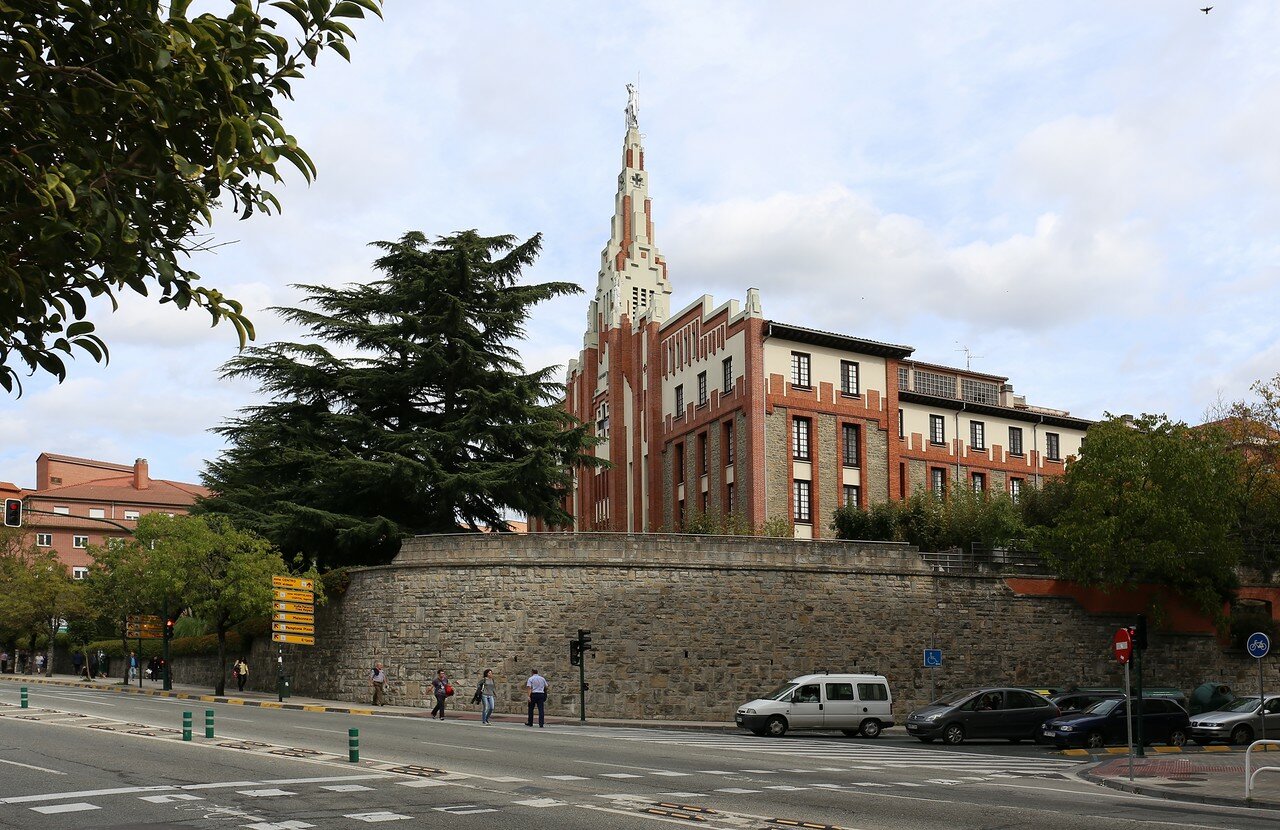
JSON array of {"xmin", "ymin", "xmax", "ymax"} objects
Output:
[{"xmin": 1114, "ymin": 627, "xmax": 1133, "ymax": 664}]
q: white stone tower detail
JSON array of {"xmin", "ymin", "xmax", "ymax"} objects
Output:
[{"xmin": 585, "ymin": 86, "xmax": 672, "ymax": 344}]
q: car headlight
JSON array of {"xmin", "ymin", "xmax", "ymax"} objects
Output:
[
  {"xmin": 924, "ymin": 713, "xmax": 942, "ymax": 722},
  {"xmin": 744, "ymin": 708, "xmax": 756, "ymax": 715},
  {"xmin": 1057, "ymin": 725, "xmax": 1073, "ymax": 732}
]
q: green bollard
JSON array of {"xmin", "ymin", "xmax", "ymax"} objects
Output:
[
  {"xmin": 348, "ymin": 728, "xmax": 359, "ymax": 763},
  {"xmin": 205, "ymin": 709, "xmax": 215, "ymax": 739},
  {"xmin": 182, "ymin": 711, "xmax": 192, "ymax": 742},
  {"xmin": 20, "ymin": 687, "xmax": 28, "ymax": 709}
]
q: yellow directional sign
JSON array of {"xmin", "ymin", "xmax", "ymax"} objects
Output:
[
  {"xmin": 272, "ymin": 633, "xmax": 315, "ymax": 646},
  {"xmin": 126, "ymin": 628, "xmax": 163, "ymax": 640},
  {"xmin": 272, "ymin": 601, "xmax": 313, "ymax": 614},
  {"xmin": 127, "ymin": 614, "xmax": 163, "ymax": 627},
  {"xmin": 272, "ymin": 589, "xmax": 314, "ymax": 604},
  {"xmin": 272, "ymin": 575, "xmax": 315, "ymax": 592},
  {"xmin": 271, "ymin": 621, "xmax": 316, "ymax": 635},
  {"xmin": 271, "ymin": 612, "xmax": 315, "ymax": 625}
]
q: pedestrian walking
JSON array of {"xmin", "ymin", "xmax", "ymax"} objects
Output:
[
  {"xmin": 370, "ymin": 662, "xmax": 387, "ymax": 706},
  {"xmin": 35, "ymin": 653, "xmax": 45, "ymax": 675},
  {"xmin": 526, "ymin": 669, "xmax": 548, "ymax": 728},
  {"xmin": 0, "ymin": 650, "xmax": 8, "ymax": 674},
  {"xmin": 232, "ymin": 657, "xmax": 249, "ymax": 692},
  {"xmin": 128, "ymin": 651, "xmax": 138, "ymax": 682},
  {"xmin": 471, "ymin": 669, "xmax": 497, "ymax": 724},
  {"xmin": 72, "ymin": 650, "xmax": 86, "ymax": 680},
  {"xmin": 146, "ymin": 656, "xmax": 159, "ymax": 682},
  {"xmin": 431, "ymin": 669, "xmax": 452, "ymax": 719}
]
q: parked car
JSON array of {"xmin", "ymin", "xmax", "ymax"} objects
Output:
[
  {"xmin": 905, "ymin": 687, "xmax": 1059, "ymax": 745},
  {"xmin": 1041, "ymin": 697, "xmax": 1190, "ymax": 749},
  {"xmin": 1050, "ymin": 690, "xmax": 1122, "ymax": 715},
  {"xmin": 1190, "ymin": 695, "xmax": 1280, "ymax": 745},
  {"xmin": 735, "ymin": 673, "xmax": 894, "ymax": 738}
]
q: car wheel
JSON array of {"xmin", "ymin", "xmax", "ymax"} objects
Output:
[
  {"xmin": 943, "ymin": 723, "xmax": 966, "ymax": 745},
  {"xmin": 860, "ymin": 719, "xmax": 882, "ymax": 739},
  {"xmin": 840, "ymin": 729, "xmax": 860, "ymax": 738},
  {"xmin": 1231, "ymin": 724, "xmax": 1254, "ymax": 746},
  {"xmin": 765, "ymin": 715, "xmax": 788, "ymax": 738},
  {"xmin": 917, "ymin": 737, "xmax": 936, "ymax": 744},
  {"xmin": 1168, "ymin": 729, "xmax": 1187, "ymax": 747},
  {"xmin": 1085, "ymin": 731, "xmax": 1105, "ymax": 750}
]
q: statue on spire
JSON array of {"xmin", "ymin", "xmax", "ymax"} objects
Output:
[{"xmin": 625, "ymin": 83, "xmax": 639, "ymax": 129}]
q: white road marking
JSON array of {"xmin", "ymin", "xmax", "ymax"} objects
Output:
[
  {"xmin": 262, "ymin": 775, "xmax": 390, "ymax": 785},
  {"xmin": 426, "ymin": 741, "xmax": 494, "ymax": 752},
  {"xmin": 714, "ymin": 787, "xmax": 762, "ymax": 793},
  {"xmin": 322, "ymin": 784, "xmax": 375, "ymax": 792},
  {"xmin": 544, "ymin": 775, "xmax": 590, "ymax": 780},
  {"xmin": 236, "ymin": 788, "xmax": 297, "ymax": 797},
  {"xmin": 0, "ymin": 757, "xmax": 67, "ymax": 774},
  {"xmin": 296, "ymin": 726, "xmax": 347, "ymax": 734},
  {"xmin": 244, "ymin": 821, "xmax": 315, "ymax": 830},
  {"xmin": 487, "ymin": 776, "xmax": 530, "ymax": 782},
  {"xmin": 434, "ymin": 804, "xmax": 499, "ymax": 815},
  {"xmin": 512, "ymin": 797, "xmax": 567, "ymax": 807},
  {"xmin": 656, "ymin": 791, "xmax": 706, "ymax": 797},
  {"xmin": 139, "ymin": 794, "xmax": 204, "ymax": 804},
  {"xmin": 1, "ymin": 786, "xmax": 173, "ymax": 804},
  {"xmin": 346, "ymin": 812, "xmax": 412, "ymax": 822},
  {"xmin": 396, "ymin": 779, "xmax": 450, "ymax": 788},
  {"xmin": 182, "ymin": 781, "xmax": 260, "ymax": 790},
  {"xmin": 30, "ymin": 803, "xmax": 100, "ymax": 814},
  {"xmin": 649, "ymin": 771, "xmax": 691, "ymax": 777},
  {"xmin": 600, "ymin": 772, "xmax": 643, "ymax": 778},
  {"xmin": 697, "ymin": 769, "xmax": 736, "ymax": 775}
]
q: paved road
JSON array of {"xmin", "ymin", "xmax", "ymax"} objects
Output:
[{"xmin": 2, "ymin": 683, "xmax": 1277, "ymax": 830}]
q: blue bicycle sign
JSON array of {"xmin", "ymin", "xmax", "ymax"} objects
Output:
[{"xmin": 1247, "ymin": 632, "xmax": 1271, "ymax": 659}]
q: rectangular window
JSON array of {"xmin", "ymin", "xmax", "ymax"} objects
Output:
[
  {"xmin": 53, "ymin": 506, "xmax": 70, "ymax": 515},
  {"xmin": 697, "ymin": 371, "xmax": 708, "ymax": 406},
  {"xmin": 677, "ymin": 499, "xmax": 686, "ymax": 528},
  {"xmin": 842, "ymin": 484, "xmax": 861, "ymax": 508},
  {"xmin": 73, "ymin": 535, "xmax": 89, "ymax": 549},
  {"xmin": 674, "ymin": 384, "xmax": 684, "ymax": 414},
  {"xmin": 914, "ymin": 369, "xmax": 957, "ymax": 398},
  {"xmin": 897, "ymin": 366, "xmax": 909, "ymax": 389},
  {"xmin": 698, "ymin": 432, "xmax": 708, "ymax": 474},
  {"xmin": 88, "ymin": 507, "xmax": 105, "ymax": 519},
  {"xmin": 1009, "ymin": 426, "xmax": 1024, "ymax": 455},
  {"xmin": 842, "ymin": 423, "xmax": 860, "ymax": 467},
  {"xmin": 723, "ymin": 421, "xmax": 734, "ymax": 466},
  {"xmin": 1010, "ymin": 477, "xmax": 1023, "ymax": 502},
  {"xmin": 929, "ymin": 414, "xmax": 946, "ymax": 445},
  {"xmin": 701, "ymin": 490, "xmax": 709, "ymax": 513},
  {"xmin": 722, "ymin": 356, "xmax": 733, "ymax": 394},
  {"xmin": 726, "ymin": 482, "xmax": 735, "ymax": 513},
  {"xmin": 898, "ymin": 409, "xmax": 905, "ymax": 438},
  {"xmin": 675, "ymin": 443, "xmax": 685, "ymax": 484},
  {"xmin": 123, "ymin": 510, "xmax": 140, "ymax": 521},
  {"xmin": 72, "ymin": 567, "xmax": 88, "ymax": 580},
  {"xmin": 840, "ymin": 360, "xmax": 860, "ymax": 396},
  {"xmin": 1046, "ymin": 432, "xmax": 1061, "ymax": 461},
  {"xmin": 857, "ymin": 683, "xmax": 890, "ymax": 702},
  {"xmin": 790, "ymin": 351, "xmax": 811, "ymax": 388},
  {"xmin": 930, "ymin": 468, "xmax": 946, "ymax": 497},
  {"xmin": 970, "ymin": 421, "xmax": 985, "ymax": 450},
  {"xmin": 36, "ymin": 533, "xmax": 52, "ymax": 547},
  {"xmin": 972, "ymin": 472, "xmax": 986, "ymax": 494},
  {"xmin": 792, "ymin": 417, "xmax": 812, "ymax": 460},
  {"xmin": 793, "ymin": 480, "xmax": 812, "ymax": 523},
  {"xmin": 826, "ymin": 683, "xmax": 855, "ymax": 701}
]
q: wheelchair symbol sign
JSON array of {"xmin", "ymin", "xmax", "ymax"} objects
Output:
[{"xmin": 923, "ymin": 648, "xmax": 943, "ymax": 668}]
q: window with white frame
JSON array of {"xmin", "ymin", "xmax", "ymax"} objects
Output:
[
  {"xmin": 790, "ymin": 351, "xmax": 811, "ymax": 388},
  {"xmin": 124, "ymin": 510, "xmax": 140, "ymax": 520},
  {"xmin": 842, "ymin": 423, "xmax": 860, "ymax": 467},
  {"xmin": 53, "ymin": 506, "xmax": 69, "ymax": 515},
  {"xmin": 1010, "ymin": 477, "xmax": 1023, "ymax": 502},
  {"xmin": 89, "ymin": 507, "xmax": 105, "ymax": 519},
  {"xmin": 1046, "ymin": 432, "xmax": 1061, "ymax": 461},
  {"xmin": 793, "ymin": 480, "xmax": 812, "ymax": 523},
  {"xmin": 842, "ymin": 484, "xmax": 861, "ymax": 508},
  {"xmin": 73, "ymin": 535, "xmax": 89, "ymax": 548},
  {"xmin": 697, "ymin": 371, "xmax": 708, "ymax": 406},
  {"xmin": 1009, "ymin": 426, "xmax": 1024, "ymax": 455},
  {"xmin": 970, "ymin": 421, "xmax": 985, "ymax": 450},
  {"xmin": 36, "ymin": 533, "xmax": 52, "ymax": 547},
  {"xmin": 929, "ymin": 414, "xmax": 945, "ymax": 445},
  {"xmin": 722, "ymin": 356, "xmax": 733, "ymax": 394},
  {"xmin": 972, "ymin": 472, "xmax": 986, "ymax": 494},
  {"xmin": 840, "ymin": 360, "xmax": 860, "ymax": 396},
  {"xmin": 596, "ymin": 402, "xmax": 609, "ymax": 437},
  {"xmin": 72, "ymin": 567, "xmax": 88, "ymax": 580},
  {"xmin": 930, "ymin": 468, "xmax": 946, "ymax": 497},
  {"xmin": 792, "ymin": 417, "xmax": 812, "ymax": 460},
  {"xmin": 674, "ymin": 384, "xmax": 684, "ymax": 414}
]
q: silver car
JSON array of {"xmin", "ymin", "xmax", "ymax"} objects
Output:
[{"xmin": 1189, "ymin": 694, "xmax": 1280, "ymax": 745}]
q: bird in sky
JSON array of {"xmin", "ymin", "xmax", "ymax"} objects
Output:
[{"xmin": 1200, "ymin": 6, "xmax": 1212, "ymax": 12}]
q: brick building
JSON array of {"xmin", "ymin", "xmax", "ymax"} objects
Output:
[
  {"xmin": 7, "ymin": 453, "xmax": 208, "ymax": 577},
  {"xmin": 541, "ymin": 99, "xmax": 1092, "ymax": 538}
]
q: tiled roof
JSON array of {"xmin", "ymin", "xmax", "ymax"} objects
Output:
[
  {"xmin": 24, "ymin": 475, "xmax": 209, "ymax": 506},
  {"xmin": 38, "ymin": 452, "xmax": 133, "ymax": 472}
]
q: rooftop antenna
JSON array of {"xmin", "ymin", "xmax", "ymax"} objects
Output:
[{"xmin": 956, "ymin": 343, "xmax": 983, "ymax": 371}]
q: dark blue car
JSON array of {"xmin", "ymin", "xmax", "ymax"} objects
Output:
[{"xmin": 1041, "ymin": 697, "xmax": 1190, "ymax": 749}]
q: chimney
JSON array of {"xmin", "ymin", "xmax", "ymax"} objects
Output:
[{"xmin": 134, "ymin": 458, "xmax": 150, "ymax": 490}]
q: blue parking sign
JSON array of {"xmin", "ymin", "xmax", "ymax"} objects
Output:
[
  {"xmin": 1247, "ymin": 632, "xmax": 1271, "ymax": 659},
  {"xmin": 923, "ymin": 648, "xmax": 943, "ymax": 668}
]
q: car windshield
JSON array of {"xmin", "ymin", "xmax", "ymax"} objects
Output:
[
  {"xmin": 763, "ymin": 683, "xmax": 799, "ymax": 701},
  {"xmin": 931, "ymin": 689, "xmax": 975, "ymax": 707},
  {"xmin": 1221, "ymin": 696, "xmax": 1261, "ymax": 713},
  {"xmin": 1084, "ymin": 698, "xmax": 1122, "ymax": 715}
]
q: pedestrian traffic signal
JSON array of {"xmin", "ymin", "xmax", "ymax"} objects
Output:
[
  {"xmin": 3, "ymin": 498, "xmax": 20, "ymax": 528},
  {"xmin": 165, "ymin": 618, "xmax": 175, "ymax": 640},
  {"xmin": 569, "ymin": 640, "xmax": 582, "ymax": 666},
  {"xmin": 578, "ymin": 629, "xmax": 593, "ymax": 652},
  {"xmin": 1133, "ymin": 613, "xmax": 1148, "ymax": 651}
]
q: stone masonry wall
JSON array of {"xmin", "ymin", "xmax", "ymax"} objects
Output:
[
  {"xmin": 866, "ymin": 424, "xmax": 889, "ymax": 505},
  {"xmin": 286, "ymin": 534, "xmax": 1279, "ymax": 722}
]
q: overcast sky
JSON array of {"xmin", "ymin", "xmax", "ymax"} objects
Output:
[{"xmin": 4, "ymin": 1, "xmax": 1278, "ymax": 489}]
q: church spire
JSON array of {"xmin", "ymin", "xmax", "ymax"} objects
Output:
[{"xmin": 587, "ymin": 84, "xmax": 672, "ymax": 340}]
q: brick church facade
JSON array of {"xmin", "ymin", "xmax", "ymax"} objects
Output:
[{"xmin": 541, "ymin": 103, "xmax": 1092, "ymax": 539}]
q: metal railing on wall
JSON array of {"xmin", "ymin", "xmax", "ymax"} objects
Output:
[{"xmin": 919, "ymin": 542, "xmax": 1050, "ymax": 575}]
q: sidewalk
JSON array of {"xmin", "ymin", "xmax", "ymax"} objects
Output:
[
  {"xmin": 0, "ymin": 673, "xmax": 733, "ymax": 731},
  {"xmin": 1085, "ymin": 751, "xmax": 1280, "ymax": 810}
]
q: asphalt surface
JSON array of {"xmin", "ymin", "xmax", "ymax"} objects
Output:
[{"xmin": 3, "ymin": 682, "xmax": 1279, "ymax": 830}]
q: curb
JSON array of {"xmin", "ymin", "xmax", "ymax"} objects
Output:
[
  {"xmin": 1082, "ymin": 765, "xmax": 1280, "ymax": 811},
  {"xmin": 1058, "ymin": 745, "xmax": 1279, "ymax": 757}
]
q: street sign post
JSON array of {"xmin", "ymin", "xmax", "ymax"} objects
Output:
[
  {"xmin": 1114, "ymin": 628, "xmax": 1135, "ymax": 781},
  {"xmin": 272, "ymin": 575, "xmax": 315, "ymax": 592},
  {"xmin": 923, "ymin": 648, "xmax": 943, "ymax": 704},
  {"xmin": 272, "ymin": 589, "xmax": 314, "ymax": 604},
  {"xmin": 270, "ymin": 575, "xmax": 315, "ymax": 702},
  {"xmin": 1248, "ymin": 631, "xmax": 1271, "ymax": 741}
]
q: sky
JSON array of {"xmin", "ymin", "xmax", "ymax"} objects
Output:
[{"xmin": 3, "ymin": 1, "xmax": 1279, "ymax": 489}]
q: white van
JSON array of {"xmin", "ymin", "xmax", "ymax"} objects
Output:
[{"xmin": 735, "ymin": 673, "xmax": 894, "ymax": 738}]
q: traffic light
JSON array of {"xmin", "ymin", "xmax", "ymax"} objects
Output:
[
  {"xmin": 3, "ymin": 498, "xmax": 20, "ymax": 528},
  {"xmin": 578, "ymin": 629, "xmax": 593, "ymax": 653},
  {"xmin": 165, "ymin": 618, "xmax": 175, "ymax": 640},
  {"xmin": 1133, "ymin": 614, "xmax": 1148, "ymax": 651},
  {"xmin": 569, "ymin": 640, "xmax": 582, "ymax": 666}
]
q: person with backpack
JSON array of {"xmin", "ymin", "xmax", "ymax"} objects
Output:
[{"xmin": 431, "ymin": 669, "xmax": 452, "ymax": 719}]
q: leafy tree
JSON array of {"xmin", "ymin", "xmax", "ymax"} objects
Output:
[
  {"xmin": 1032, "ymin": 414, "xmax": 1243, "ymax": 613},
  {"xmin": 199, "ymin": 230, "xmax": 603, "ymax": 568},
  {"xmin": 85, "ymin": 538, "xmax": 151, "ymax": 679},
  {"xmin": 831, "ymin": 489, "xmax": 1024, "ymax": 553},
  {"xmin": 1211, "ymin": 375, "xmax": 1280, "ymax": 576},
  {"xmin": 0, "ymin": 547, "xmax": 86, "ymax": 675},
  {"xmin": 0, "ymin": 0, "xmax": 382, "ymax": 393}
]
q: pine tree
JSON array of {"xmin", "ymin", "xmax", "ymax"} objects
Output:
[{"xmin": 199, "ymin": 230, "xmax": 600, "ymax": 567}]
